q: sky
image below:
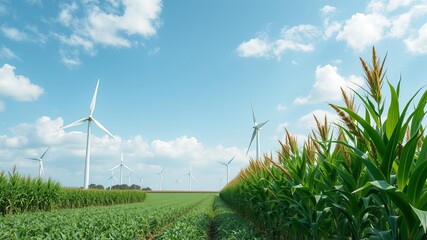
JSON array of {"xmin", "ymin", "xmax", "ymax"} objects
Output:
[{"xmin": 1, "ymin": 0, "xmax": 427, "ymax": 191}]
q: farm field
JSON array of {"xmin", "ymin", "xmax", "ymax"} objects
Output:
[{"xmin": 0, "ymin": 192, "xmax": 265, "ymax": 239}]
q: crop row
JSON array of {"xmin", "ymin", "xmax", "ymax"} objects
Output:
[
  {"xmin": 220, "ymin": 48, "xmax": 427, "ymax": 239},
  {"xmin": 0, "ymin": 193, "xmax": 212, "ymax": 239},
  {"xmin": 213, "ymin": 197, "xmax": 266, "ymax": 240},
  {"xmin": 156, "ymin": 195, "xmax": 213, "ymax": 239},
  {"xmin": 0, "ymin": 171, "xmax": 146, "ymax": 215}
]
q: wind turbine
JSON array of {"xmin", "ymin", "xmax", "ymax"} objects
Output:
[
  {"xmin": 27, "ymin": 147, "xmax": 50, "ymax": 177},
  {"xmin": 126, "ymin": 172, "xmax": 132, "ymax": 186},
  {"xmin": 186, "ymin": 167, "xmax": 196, "ymax": 191},
  {"xmin": 109, "ymin": 152, "xmax": 134, "ymax": 185},
  {"xmin": 107, "ymin": 170, "xmax": 118, "ymax": 190},
  {"xmin": 246, "ymin": 105, "xmax": 269, "ymax": 160},
  {"xmin": 219, "ymin": 176, "xmax": 223, "ymax": 189},
  {"xmin": 138, "ymin": 175, "xmax": 144, "ymax": 188},
  {"xmin": 217, "ymin": 156, "xmax": 235, "ymax": 184},
  {"xmin": 175, "ymin": 178, "xmax": 180, "ymax": 190},
  {"xmin": 156, "ymin": 168, "xmax": 164, "ymax": 190},
  {"xmin": 61, "ymin": 80, "xmax": 117, "ymax": 189}
]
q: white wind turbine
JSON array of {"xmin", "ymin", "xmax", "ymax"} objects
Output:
[
  {"xmin": 107, "ymin": 170, "xmax": 119, "ymax": 190},
  {"xmin": 186, "ymin": 167, "xmax": 196, "ymax": 191},
  {"xmin": 175, "ymin": 178, "xmax": 180, "ymax": 190},
  {"xmin": 127, "ymin": 172, "xmax": 132, "ymax": 186},
  {"xmin": 246, "ymin": 105, "xmax": 269, "ymax": 160},
  {"xmin": 217, "ymin": 156, "xmax": 235, "ymax": 184},
  {"xmin": 138, "ymin": 175, "xmax": 144, "ymax": 188},
  {"xmin": 109, "ymin": 152, "xmax": 134, "ymax": 185},
  {"xmin": 27, "ymin": 147, "xmax": 50, "ymax": 177},
  {"xmin": 219, "ymin": 176, "xmax": 223, "ymax": 189},
  {"xmin": 156, "ymin": 168, "xmax": 164, "ymax": 190},
  {"xmin": 61, "ymin": 80, "xmax": 117, "ymax": 189}
]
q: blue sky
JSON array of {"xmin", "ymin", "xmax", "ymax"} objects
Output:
[{"xmin": 1, "ymin": 0, "xmax": 427, "ymax": 191}]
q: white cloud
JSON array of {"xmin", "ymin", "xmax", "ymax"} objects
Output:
[
  {"xmin": 390, "ymin": 3, "xmax": 427, "ymax": 38},
  {"xmin": 0, "ymin": 46, "xmax": 18, "ymax": 60},
  {"xmin": 58, "ymin": 0, "xmax": 162, "ymax": 48},
  {"xmin": 1, "ymin": 26, "xmax": 29, "ymax": 41},
  {"xmin": 298, "ymin": 109, "xmax": 339, "ymax": 130},
  {"xmin": 336, "ymin": 13, "xmax": 390, "ymax": 51},
  {"xmin": 387, "ymin": 0, "xmax": 413, "ymax": 12},
  {"xmin": 0, "ymin": 116, "xmax": 246, "ymax": 189},
  {"xmin": 236, "ymin": 37, "xmax": 270, "ymax": 58},
  {"xmin": 405, "ymin": 22, "xmax": 427, "ymax": 54},
  {"xmin": 323, "ymin": 20, "xmax": 342, "ymax": 39},
  {"xmin": 276, "ymin": 103, "xmax": 287, "ymax": 112},
  {"xmin": 237, "ymin": 24, "xmax": 319, "ymax": 59},
  {"xmin": 321, "ymin": 5, "xmax": 336, "ymax": 15},
  {"xmin": 294, "ymin": 64, "xmax": 363, "ymax": 105},
  {"xmin": 0, "ymin": 64, "xmax": 44, "ymax": 102}
]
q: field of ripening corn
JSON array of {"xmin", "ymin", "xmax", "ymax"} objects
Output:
[
  {"xmin": 1, "ymin": 48, "xmax": 427, "ymax": 239},
  {"xmin": 220, "ymin": 48, "xmax": 427, "ymax": 239}
]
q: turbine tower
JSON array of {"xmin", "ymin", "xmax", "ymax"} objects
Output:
[
  {"xmin": 156, "ymin": 168, "xmax": 164, "ymax": 190},
  {"xmin": 27, "ymin": 147, "xmax": 50, "ymax": 177},
  {"xmin": 186, "ymin": 167, "xmax": 196, "ymax": 191},
  {"xmin": 138, "ymin": 175, "xmax": 144, "ymax": 188},
  {"xmin": 109, "ymin": 152, "xmax": 134, "ymax": 185},
  {"xmin": 61, "ymin": 80, "xmax": 117, "ymax": 189},
  {"xmin": 246, "ymin": 105, "xmax": 269, "ymax": 160},
  {"xmin": 217, "ymin": 156, "xmax": 235, "ymax": 184}
]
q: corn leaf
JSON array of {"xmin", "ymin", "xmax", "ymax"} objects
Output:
[{"xmin": 385, "ymin": 82, "xmax": 400, "ymax": 140}]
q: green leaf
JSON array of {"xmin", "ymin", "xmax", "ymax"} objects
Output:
[
  {"xmin": 410, "ymin": 205, "xmax": 427, "ymax": 233},
  {"xmin": 396, "ymin": 134, "xmax": 419, "ymax": 191},
  {"xmin": 407, "ymin": 160, "xmax": 427, "ymax": 207},
  {"xmin": 385, "ymin": 82, "xmax": 400, "ymax": 139}
]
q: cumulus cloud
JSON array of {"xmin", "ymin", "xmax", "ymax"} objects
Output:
[
  {"xmin": 0, "ymin": 64, "xmax": 44, "ymax": 102},
  {"xmin": 237, "ymin": 24, "xmax": 319, "ymax": 59},
  {"xmin": 57, "ymin": 0, "xmax": 162, "ymax": 48},
  {"xmin": 0, "ymin": 116, "xmax": 246, "ymax": 189},
  {"xmin": 294, "ymin": 64, "xmax": 364, "ymax": 105},
  {"xmin": 321, "ymin": 5, "xmax": 336, "ymax": 16},
  {"xmin": 236, "ymin": 37, "xmax": 270, "ymax": 58},
  {"xmin": 336, "ymin": 13, "xmax": 390, "ymax": 51},
  {"xmin": 405, "ymin": 23, "xmax": 427, "ymax": 54}
]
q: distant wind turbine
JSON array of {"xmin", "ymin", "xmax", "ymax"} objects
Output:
[
  {"xmin": 219, "ymin": 176, "xmax": 223, "ymax": 189},
  {"xmin": 218, "ymin": 156, "xmax": 235, "ymax": 184},
  {"xmin": 109, "ymin": 152, "xmax": 134, "ymax": 185},
  {"xmin": 107, "ymin": 170, "xmax": 119, "ymax": 190},
  {"xmin": 186, "ymin": 167, "xmax": 196, "ymax": 191},
  {"xmin": 27, "ymin": 147, "xmax": 50, "ymax": 177},
  {"xmin": 61, "ymin": 80, "xmax": 117, "ymax": 189},
  {"xmin": 246, "ymin": 105, "xmax": 269, "ymax": 160},
  {"xmin": 127, "ymin": 172, "xmax": 132, "ymax": 186},
  {"xmin": 138, "ymin": 175, "xmax": 144, "ymax": 188},
  {"xmin": 156, "ymin": 168, "xmax": 164, "ymax": 190},
  {"xmin": 175, "ymin": 178, "xmax": 180, "ymax": 190}
]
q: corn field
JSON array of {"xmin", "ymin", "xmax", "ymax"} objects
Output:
[
  {"xmin": 220, "ymin": 48, "xmax": 427, "ymax": 239},
  {"xmin": 0, "ymin": 170, "xmax": 146, "ymax": 215}
]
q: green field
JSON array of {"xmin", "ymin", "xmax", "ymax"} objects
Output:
[{"xmin": 0, "ymin": 192, "xmax": 265, "ymax": 239}]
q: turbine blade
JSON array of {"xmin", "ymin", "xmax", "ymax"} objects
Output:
[
  {"xmin": 27, "ymin": 158, "xmax": 40, "ymax": 161},
  {"xmin": 109, "ymin": 165, "xmax": 120, "ymax": 171},
  {"xmin": 217, "ymin": 161, "xmax": 227, "ymax": 166},
  {"xmin": 228, "ymin": 156, "xmax": 235, "ymax": 164},
  {"xmin": 246, "ymin": 129, "xmax": 256, "ymax": 155},
  {"xmin": 191, "ymin": 174, "xmax": 196, "ymax": 180},
  {"xmin": 123, "ymin": 164, "xmax": 134, "ymax": 172},
  {"xmin": 40, "ymin": 147, "xmax": 50, "ymax": 159},
  {"xmin": 256, "ymin": 120, "xmax": 269, "ymax": 129},
  {"xmin": 61, "ymin": 117, "xmax": 89, "ymax": 130},
  {"xmin": 91, "ymin": 118, "xmax": 116, "ymax": 139},
  {"xmin": 251, "ymin": 104, "xmax": 256, "ymax": 124},
  {"xmin": 90, "ymin": 79, "xmax": 100, "ymax": 116}
]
